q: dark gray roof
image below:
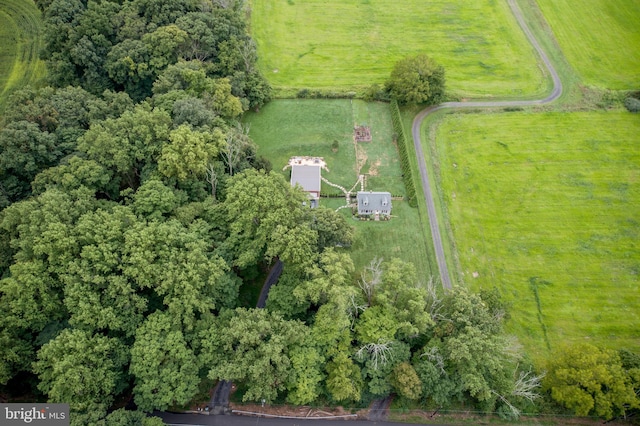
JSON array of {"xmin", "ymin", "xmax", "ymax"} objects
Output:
[
  {"xmin": 357, "ymin": 191, "xmax": 392, "ymax": 214},
  {"xmin": 291, "ymin": 165, "xmax": 321, "ymax": 193}
]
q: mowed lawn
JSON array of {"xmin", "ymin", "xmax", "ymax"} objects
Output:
[
  {"xmin": 536, "ymin": 0, "xmax": 640, "ymax": 90},
  {"xmin": 244, "ymin": 99, "xmax": 433, "ymax": 278},
  {"xmin": 431, "ymin": 111, "xmax": 640, "ymax": 362},
  {"xmin": 0, "ymin": 0, "xmax": 46, "ymax": 109},
  {"xmin": 250, "ymin": 0, "xmax": 545, "ymax": 98},
  {"xmin": 244, "ymin": 99, "xmax": 406, "ymax": 195}
]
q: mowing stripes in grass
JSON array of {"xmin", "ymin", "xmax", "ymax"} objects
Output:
[
  {"xmin": 536, "ymin": 0, "xmax": 640, "ymax": 90},
  {"xmin": 431, "ymin": 111, "xmax": 640, "ymax": 363},
  {"xmin": 0, "ymin": 0, "xmax": 46, "ymax": 110}
]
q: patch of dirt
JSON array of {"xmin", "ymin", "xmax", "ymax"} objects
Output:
[
  {"xmin": 368, "ymin": 159, "xmax": 382, "ymax": 176},
  {"xmin": 354, "ymin": 125, "xmax": 372, "ymax": 142},
  {"xmin": 354, "ymin": 139, "xmax": 368, "ymax": 176}
]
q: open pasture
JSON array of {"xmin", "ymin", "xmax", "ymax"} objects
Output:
[
  {"xmin": 244, "ymin": 99, "xmax": 433, "ymax": 278},
  {"xmin": 250, "ymin": 0, "xmax": 545, "ymax": 98},
  {"xmin": 0, "ymin": 0, "xmax": 46, "ymax": 110},
  {"xmin": 430, "ymin": 111, "xmax": 640, "ymax": 362},
  {"xmin": 536, "ymin": 0, "xmax": 640, "ymax": 90}
]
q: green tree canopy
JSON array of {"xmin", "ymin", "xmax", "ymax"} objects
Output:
[
  {"xmin": 202, "ymin": 308, "xmax": 311, "ymax": 403},
  {"xmin": 33, "ymin": 329, "xmax": 129, "ymax": 416},
  {"xmin": 386, "ymin": 54, "xmax": 445, "ymax": 105},
  {"xmin": 544, "ymin": 343, "xmax": 639, "ymax": 419},
  {"xmin": 130, "ymin": 311, "xmax": 200, "ymax": 412}
]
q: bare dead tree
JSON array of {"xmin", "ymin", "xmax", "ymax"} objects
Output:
[
  {"xmin": 221, "ymin": 123, "xmax": 251, "ymax": 176},
  {"xmin": 511, "ymin": 369, "xmax": 545, "ymax": 402},
  {"xmin": 420, "ymin": 346, "xmax": 446, "ymax": 376},
  {"xmin": 240, "ymin": 38, "xmax": 257, "ymax": 73},
  {"xmin": 205, "ymin": 163, "xmax": 218, "ymax": 200},
  {"xmin": 490, "ymin": 369, "xmax": 545, "ymax": 419},
  {"xmin": 358, "ymin": 257, "xmax": 383, "ymax": 306},
  {"xmin": 491, "ymin": 390, "xmax": 521, "ymax": 419},
  {"xmin": 355, "ymin": 340, "xmax": 393, "ymax": 370},
  {"xmin": 425, "ymin": 275, "xmax": 445, "ymax": 321},
  {"xmin": 347, "ymin": 294, "xmax": 367, "ymax": 331}
]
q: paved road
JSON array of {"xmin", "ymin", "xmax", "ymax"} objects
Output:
[
  {"xmin": 411, "ymin": 0, "xmax": 563, "ymax": 289},
  {"xmin": 155, "ymin": 411, "xmax": 447, "ymax": 426}
]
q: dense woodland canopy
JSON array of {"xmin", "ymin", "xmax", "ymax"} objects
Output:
[{"xmin": 0, "ymin": 0, "xmax": 638, "ymax": 424}]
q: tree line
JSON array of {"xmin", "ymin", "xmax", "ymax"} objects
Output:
[{"xmin": 0, "ymin": 0, "xmax": 638, "ymax": 424}]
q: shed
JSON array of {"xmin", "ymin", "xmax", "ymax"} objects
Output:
[{"xmin": 286, "ymin": 157, "xmax": 327, "ymax": 208}]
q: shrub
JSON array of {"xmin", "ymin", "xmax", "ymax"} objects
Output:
[
  {"xmin": 363, "ymin": 84, "xmax": 390, "ymax": 102},
  {"xmin": 624, "ymin": 97, "xmax": 640, "ymax": 113},
  {"xmin": 297, "ymin": 89, "xmax": 311, "ymax": 98},
  {"xmin": 386, "ymin": 54, "xmax": 445, "ymax": 105}
]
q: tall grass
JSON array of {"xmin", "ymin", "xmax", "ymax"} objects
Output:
[{"xmin": 430, "ymin": 111, "xmax": 640, "ymax": 363}]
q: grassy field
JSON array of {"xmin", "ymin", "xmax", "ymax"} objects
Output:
[
  {"xmin": 0, "ymin": 0, "xmax": 46, "ymax": 110},
  {"xmin": 427, "ymin": 110, "xmax": 640, "ymax": 362},
  {"xmin": 244, "ymin": 99, "xmax": 434, "ymax": 278},
  {"xmin": 535, "ymin": 0, "xmax": 640, "ymax": 90},
  {"xmin": 250, "ymin": 0, "xmax": 546, "ymax": 99}
]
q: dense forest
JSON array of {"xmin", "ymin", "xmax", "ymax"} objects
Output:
[{"xmin": 1, "ymin": 0, "xmax": 638, "ymax": 425}]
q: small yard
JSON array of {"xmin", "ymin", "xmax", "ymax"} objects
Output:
[{"xmin": 244, "ymin": 99, "xmax": 434, "ymax": 279}]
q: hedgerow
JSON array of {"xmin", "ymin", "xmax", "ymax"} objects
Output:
[{"xmin": 390, "ymin": 100, "xmax": 417, "ymax": 207}]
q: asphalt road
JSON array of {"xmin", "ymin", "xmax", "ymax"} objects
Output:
[
  {"xmin": 155, "ymin": 411, "xmax": 447, "ymax": 426},
  {"xmin": 411, "ymin": 0, "xmax": 563, "ymax": 289}
]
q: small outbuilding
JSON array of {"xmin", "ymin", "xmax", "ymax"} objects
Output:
[
  {"xmin": 285, "ymin": 157, "xmax": 327, "ymax": 208},
  {"xmin": 357, "ymin": 191, "xmax": 392, "ymax": 219}
]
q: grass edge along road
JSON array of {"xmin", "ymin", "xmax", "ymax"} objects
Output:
[
  {"xmin": 411, "ymin": 0, "xmax": 563, "ymax": 290},
  {"xmin": 0, "ymin": 0, "xmax": 46, "ymax": 111},
  {"xmin": 430, "ymin": 111, "xmax": 640, "ymax": 362}
]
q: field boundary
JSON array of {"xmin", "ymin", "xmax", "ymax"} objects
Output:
[{"xmin": 389, "ymin": 100, "xmax": 417, "ymax": 207}]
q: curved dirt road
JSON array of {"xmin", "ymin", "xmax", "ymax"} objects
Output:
[{"xmin": 411, "ymin": 0, "xmax": 563, "ymax": 289}]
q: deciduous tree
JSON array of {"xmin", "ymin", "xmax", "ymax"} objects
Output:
[
  {"xmin": 130, "ymin": 312, "xmax": 200, "ymax": 412},
  {"xmin": 33, "ymin": 329, "xmax": 128, "ymax": 416},
  {"xmin": 386, "ymin": 54, "xmax": 445, "ymax": 105},
  {"xmin": 544, "ymin": 343, "xmax": 639, "ymax": 419},
  {"xmin": 202, "ymin": 308, "xmax": 310, "ymax": 403},
  {"xmin": 158, "ymin": 125, "xmax": 223, "ymax": 181}
]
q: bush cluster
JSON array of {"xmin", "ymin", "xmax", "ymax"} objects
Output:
[
  {"xmin": 296, "ymin": 89, "xmax": 356, "ymax": 99},
  {"xmin": 624, "ymin": 97, "xmax": 640, "ymax": 113},
  {"xmin": 390, "ymin": 100, "xmax": 417, "ymax": 207}
]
